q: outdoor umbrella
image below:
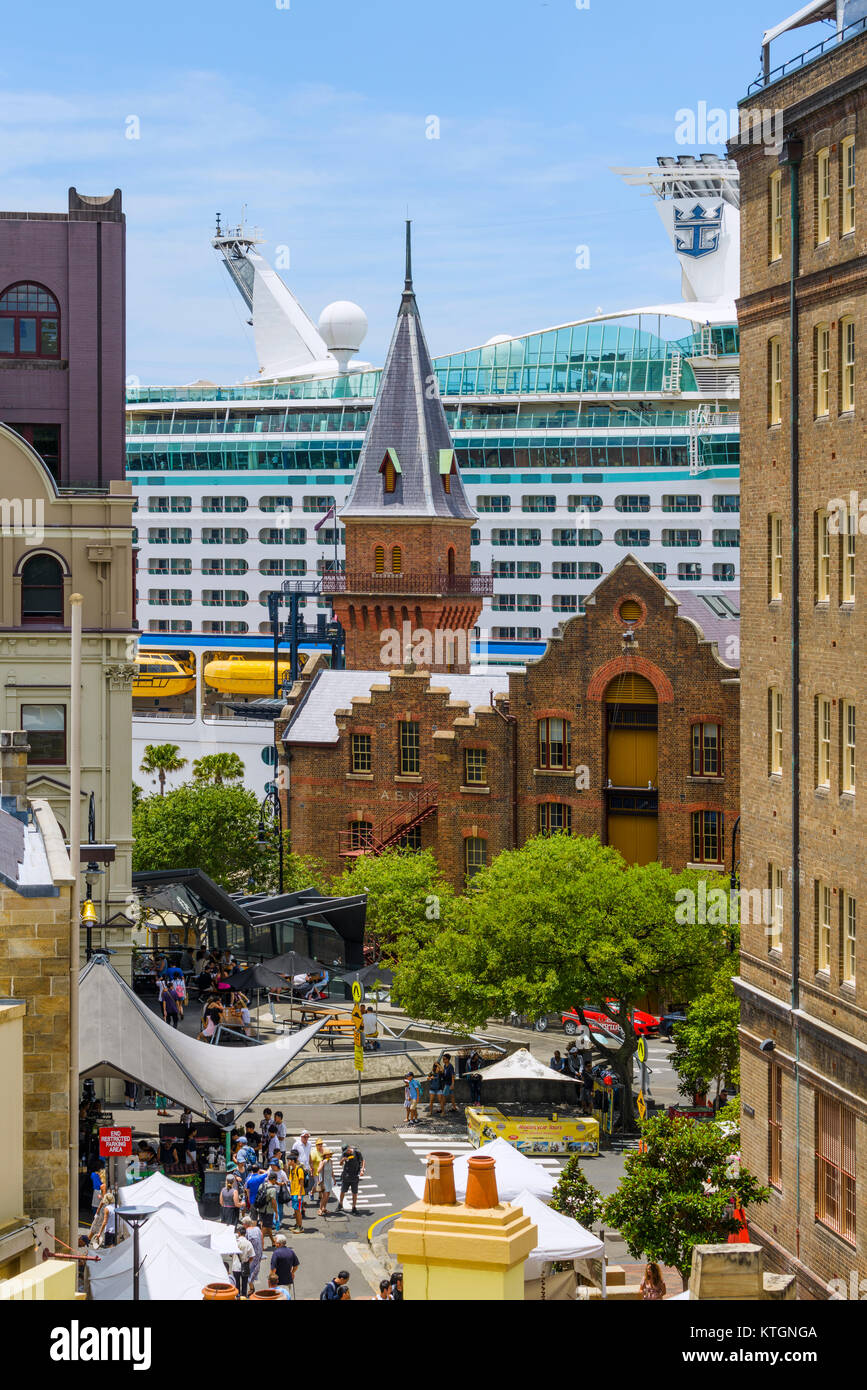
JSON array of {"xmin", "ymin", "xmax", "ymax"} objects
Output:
[
  {"xmin": 223, "ymin": 951, "xmax": 322, "ymax": 1031},
  {"xmin": 338, "ymin": 963, "xmax": 394, "ymax": 989}
]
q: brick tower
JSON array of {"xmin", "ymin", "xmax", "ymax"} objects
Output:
[{"xmin": 324, "ymin": 225, "xmax": 491, "ymax": 673}]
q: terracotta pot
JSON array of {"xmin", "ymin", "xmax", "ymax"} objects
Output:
[
  {"xmin": 423, "ymin": 1150, "xmax": 456, "ymax": 1205},
  {"xmin": 249, "ymin": 1288, "xmax": 284, "ymax": 1300},
  {"xmin": 202, "ymin": 1281, "xmax": 238, "ymax": 1300},
  {"xmin": 465, "ymin": 1154, "xmax": 499, "ymax": 1209}
]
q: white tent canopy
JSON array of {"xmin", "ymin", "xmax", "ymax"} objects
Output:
[
  {"xmin": 79, "ymin": 954, "xmax": 327, "ymax": 1121},
  {"xmin": 117, "ymin": 1170, "xmax": 197, "ymax": 1210},
  {"xmin": 481, "ymin": 1048, "xmax": 573, "ymax": 1083},
  {"xmin": 88, "ymin": 1218, "xmax": 228, "ymax": 1301},
  {"xmin": 511, "ymin": 1187, "xmax": 604, "ymax": 1278},
  {"xmin": 404, "ymin": 1136, "xmax": 557, "ymax": 1202}
]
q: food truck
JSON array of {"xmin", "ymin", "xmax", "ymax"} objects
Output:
[{"xmin": 466, "ymin": 1107, "xmax": 599, "ymax": 1156}]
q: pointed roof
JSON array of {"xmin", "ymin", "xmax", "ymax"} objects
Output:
[{"xmin": 340, "ymin": 223, "xmax": 475, "ymax": 521}]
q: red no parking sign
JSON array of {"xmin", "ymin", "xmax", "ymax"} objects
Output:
[{"xmin": 99, "ymin": 1127, "xmax": 133, "ymax": 1157}]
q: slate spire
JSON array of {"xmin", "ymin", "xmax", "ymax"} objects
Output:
[{"xmin": 340, "ymin": 224, "xmax": 475, "ymax": 521}]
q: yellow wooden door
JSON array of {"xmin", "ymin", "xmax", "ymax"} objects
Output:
[
  {"xmin": 607, "ymin": 727, "xmax": 658, "ymax": 786},
  {"xmin": 607, "ymin": 814, "xmax": 658, "ymax": 865}
]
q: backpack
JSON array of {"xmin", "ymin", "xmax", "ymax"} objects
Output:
[
  {"xmin": 320, "ymin": 1280, "xmax": 340, "ymax": 1301},
  {"xmin": 255, "ymin": 1181, "xmax": 273, "ymax": 1212}
]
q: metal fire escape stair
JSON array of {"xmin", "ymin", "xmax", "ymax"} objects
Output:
[{"xmin": 338, "ymin": 782, "xmax": 439, "ymax": 857}]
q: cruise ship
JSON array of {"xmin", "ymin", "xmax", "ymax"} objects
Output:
[{"xmin": 127, "ymin": 155, "xmax": 741, "ymax": 797}]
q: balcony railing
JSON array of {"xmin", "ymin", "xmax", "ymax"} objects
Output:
[{"xmin": 321, "ymin": 571, "xmax": 494, "ymax": 596}]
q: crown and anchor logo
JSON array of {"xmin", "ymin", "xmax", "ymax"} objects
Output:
[{"xmin": 673, "ymin": 202, "xmax": 724, "ymax": 259}]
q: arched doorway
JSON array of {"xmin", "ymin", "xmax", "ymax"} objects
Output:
[{"xmin": 604, "ymin": 672, "xmax": 658, "ymax": 865}]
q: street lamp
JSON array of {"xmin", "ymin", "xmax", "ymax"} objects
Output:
[
  {"xmin": 257, "ymin": 784, "xmax": 284, "ymax": 895},
  {"xmin": 117, "ymin": 1205, "xmax": 156, "ymax": 1301}
]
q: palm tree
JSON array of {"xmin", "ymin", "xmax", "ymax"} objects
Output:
[
  {"xmin": 192, "ymin": 752, "xmax": 245, "ymax": 786},
  {"xmin": 140, "ymin": 743, "xmax": 188, "ymax": 796}
]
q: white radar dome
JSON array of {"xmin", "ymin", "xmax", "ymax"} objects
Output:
[
  {"xmin": 484, "ymin": 334, "xmax": 512, "ymax": 345},
  {"xmin": 318, "ymin": 301, "xmax": 369, "ymax": 353}
]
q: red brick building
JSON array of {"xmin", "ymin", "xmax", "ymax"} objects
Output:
[
  {"xmin": 731, "ymin": 8, "xmax": 867, "ymax": 1298},
  {"xmin": 282, "ymin": 555, "xmax": 740, "ymax": 887}
]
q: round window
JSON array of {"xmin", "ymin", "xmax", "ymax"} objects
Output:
[
  {"xmin": 619, "ymin": 599, "xmax": 642, "ymax": 622},
  {"xmin": 261, "ymin": 745, "xmax": 276, "ymax": 766}
]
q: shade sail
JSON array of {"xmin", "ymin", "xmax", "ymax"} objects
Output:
[
  {"xmin": 481, "ymin": 1048, "xmax": 573, "ymax": 1083},
  {"xmin": 511, "ymin": 1187, "xmax": 603, "ymax": 1278},
  {"xmin": 79, "ymin": 954, "xmax": 327, "ymax": 1121},
  {"xmin": 89, "ymin": 1218, "xmax": 228, "ymax": 1301},
  {"xmin": 404, "ymin": 1136, "xmax": 557, "ymax": 1202}
]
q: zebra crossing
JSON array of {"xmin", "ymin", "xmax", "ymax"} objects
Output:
[{"xmin": 396, "ymin": 1129, "xmax": 565, "ymax": 1179}]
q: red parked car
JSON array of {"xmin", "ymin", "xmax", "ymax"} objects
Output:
[{"xmin": 561, "ymin": 1002, "xmax": 661, "ymax": 1040}]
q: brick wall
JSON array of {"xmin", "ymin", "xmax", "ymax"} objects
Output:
[
  {"xmin": 284, "ymin": 558, "xmax": 740, "ymax": 889},
  {"xmin": 733, "ymin": 30, "xmax": 867, "ymax": 1295}
]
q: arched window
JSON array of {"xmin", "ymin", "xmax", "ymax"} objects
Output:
[
  {"xmin": 349, "ymin": 820, "xmax": 373, "ymax": 851},
  {"xmin": 21, "ymin": 554, "xmax": 64, "ymax": 625},
  {"xmin": 391, "ymin": 546, "xmax": 402, "ymax": 574},
  {"xmin": 374, "ymin": 546, "xmax": 385, "ymax": 574},
  {"xmin": 0, "ymin": 282, "xmax": 60, "ymax": 358},
  {"xmin": 447, "ymin": 547, "xmax": 456, "ymax": 576}
]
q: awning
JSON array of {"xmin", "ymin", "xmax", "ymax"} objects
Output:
[
  {"xmin": 511, "ymin": 1188, "xmax": 604, "ymax": 1278},
  {"xmin": 132, "ymin": 868, "xmax": 252, "ymax": 928},
  {"xmin": 481, "ymin": 1048, "xmax": 573, "ymax": 1083},
  {"xmin": 88, "ymin": 1217, "xmax": 228, "ymax": 1301},
  {"xmin": 79, "ymin": 954, "xmax": 326, "ymax": 1122}
]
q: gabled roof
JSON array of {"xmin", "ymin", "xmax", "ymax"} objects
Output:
[{"xmin": 339, "ymin": 224, "xmax": 475, "ymax": 522}]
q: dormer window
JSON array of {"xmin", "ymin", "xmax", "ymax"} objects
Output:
[
  {"xmin": 379, "ymin": 449, "xmax": 401, "ymax": 494},
  {"xmin": 439, "ymin": 448, "xmax": 457, "ymax": 494}
]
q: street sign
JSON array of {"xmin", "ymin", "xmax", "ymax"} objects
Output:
[
  {"xmin": 636, "ymin": 1036, "xmax": 646, "ymax": 1064},
  {"xmin": 637, "ymin": 1092, "xmax": 647, "ymax": 1121},
  {"xmin": 351, "ymin": 980, "xmax": 363, "ymax": 1004},
  {"xmin": 99, "ymin": 1127, "xmax": 132, "ymax": 1158},
  {"xmin": 351, "ymin": 1003, "xmax": 363, "ymax": 1028},
  {"xmin": 354, "ymin": 1042, "xmax": 364, "ymax": 1072}
]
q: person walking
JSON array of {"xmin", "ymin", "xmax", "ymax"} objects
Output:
[
  {"xmin": 336, "ymin": 1144, "xmax": 364, "ymax": 1215},
  {"xmin": 89, "ymin": 1166, "xmax": 105, "ymax": 1221},
  {"xmin": 286, "ymin": 1153, "xmax": 305, "ymax": 1232},
  {"xmin": 317, "ymin": 1146, "xmax": 334, "ymax": 1218},
  {"xmin": 374, "ymin": 1278, "xmax": 392, "ymax": 1300},
  {"xmin": 255, "ymin": 1171, "xmax": 280, "ymax": 1250},
  {"xmin": 426, "ymin": 1061, "xmax": 443, "ymax": 1117},
  {"xmin": 320, "ymin": 1270, "xmax": 350, "ymax": 1300},
  {"xmin": 403, "ymin": 1072, "xmax": 420, "ymax": 1126},
  {"xmin": 270, "ymin": 1233, "xmax": 300, "ymax": 1291},
  {"xmin": 466, "ymin": 1052, "xmax": 483, "ymax": 1108},
  {"xmin": 219, "ymin": 1175, "xmax": 241, "ymax": 1225},
  {"xmin": 243, "ymin": 1216, "xmax": 263, "ymax": 1289},
  {"xmin": 640, "ymin": 1261, "xmax": 667, "ymax": 1301},
  {"xmin": 92, "ymin": 1190, "xmax": 117, "ymax": 1249},
  {"xmin": 233, "ymin": 1225, "xmax": 255, "ymax": 1299},
  {"xmin": 440, "ymin": 1053, "xmax": 459, "ymax": 1114},
  {"xmin": 290, "ymin": 1130, "xmax": 312, "ymax": 1208},
  {"xmin": 158, "ymin": 976, "xmax": 180, "ymax": 1030}
]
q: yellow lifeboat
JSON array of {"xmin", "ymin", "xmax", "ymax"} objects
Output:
[
  {"xmin": 133, "ymin": 653, "xmax": 196, "ymax": 698},
  {"xmin": 203, "ymin": 653, "xmax": 306, "ymax": 696}
]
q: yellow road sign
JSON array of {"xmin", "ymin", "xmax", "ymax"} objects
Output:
[
  {"xmin": 637, "ymin": 1091, "xmax": 647, "ymax": 1120},
  {"xmin": 351, "ymin": 1003, "xmax": 363, "ymax": 1028},
  {"xmin": 351, "ymin": 980, "xmax": 363, "ymax": 1004},
  {"xmin": 354, "ymin": 1043, "xmax": 364, "ymax": 1072},
  {"xmin": 636, "ymin": 1036, "xmax": 646, "ymax": 1064}
]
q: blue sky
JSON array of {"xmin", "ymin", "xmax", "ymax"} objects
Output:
[{"xmin": 0, "ymin": 0, "xmax": 828, "ymax": 381}]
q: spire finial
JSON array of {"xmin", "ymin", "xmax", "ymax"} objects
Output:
[{"xmin": 404, "ymin": 219, "xmax": 413, "ymax": 292}]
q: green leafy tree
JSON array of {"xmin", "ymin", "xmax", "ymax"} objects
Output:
[
  {"xmin": 191, "ymin": 752, "xmax": 246, "ymax": 786},
  {"xmin": 550, "ymin": 1157, "xmax": 604, "ymax": 1230},
  {"xmin": 329, "ymin": 847, "xmax": 454, "ymax": 961},
  {"xmin": 670, "ymin": 967, "xmax": 741, "ymax": 1101},
  {"xmin": 393, "ymin": 835, "xmax": 729, "ymax": 1125},
  {"xmin": 140, "ymin": 743, "xmax": 188, "ymax": 796},
  {"xmin": 132, "ymin": 781, "xmax": 314, "ymax": 894},
  {"xmin": 602, "ymin": 1109, "xmax": 770, "ymax": 1287}
]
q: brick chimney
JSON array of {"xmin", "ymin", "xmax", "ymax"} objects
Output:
[{"xmin": 0, "ymin": 731, "xmax": 31, "ymax": 815}]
